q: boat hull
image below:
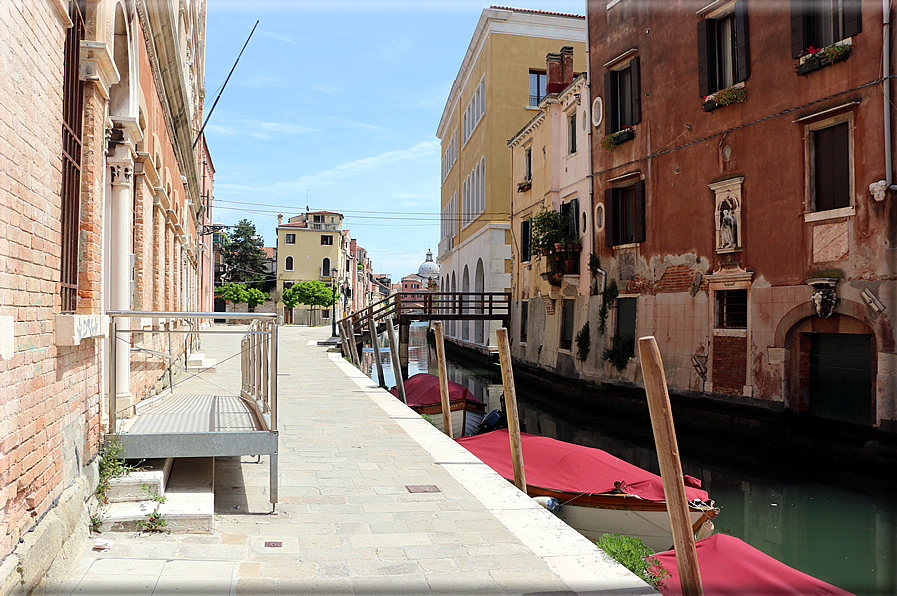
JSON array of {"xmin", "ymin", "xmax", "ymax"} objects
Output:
[{"xmin": 411, "ymin": 400, "xmax": 485, "ymax": 438}]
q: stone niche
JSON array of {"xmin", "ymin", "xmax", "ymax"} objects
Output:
[{"xmin": 709, "ymin": 176, "xmax": 744, "ymax": 254}]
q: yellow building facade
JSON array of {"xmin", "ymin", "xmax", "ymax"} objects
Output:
[{"xmin": 436, "ymin": 6, "xmax": 586, "ymax": 349}]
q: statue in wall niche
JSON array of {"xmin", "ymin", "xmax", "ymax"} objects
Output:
[{"xmin": 717, "ymin": 197, "xmax": 739, "ymax": 251}]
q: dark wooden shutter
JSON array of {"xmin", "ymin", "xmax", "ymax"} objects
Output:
[
  {"xmin": 814, "ymin": 122, "xmax": 850, "ymax": 212},
  {"xmin": 605, "ymin": 189, "xmax": 616, "ymax": 247},
  {"xmin": 633, "ymin": 180, "xmax": 646, "ymax": 243},
  {"xmin": 697, "ymin": 19, "xmax": 714, "ymax": 97},
  {"xmin": 569, "ymin": 198, "xmax": 579, "ymax": 241},
  {"xmin": 630, "ymin": 56, "xmax": 641, "ymax": 125},
  {"xmin": 521, "ymin": 219, "xmax": 531, "ymax": 261},
  {"xmin": 791, "ymin": 0, "xmax": 807, "ymax": 59},
  {"xmin": 734, "ymin": 0, "xmax": 751, "ymax": 82},
  {"xmin": 604, "ymin": 71, "xmax": 614, "ymax": 135},
  {"xmin": 843, "ymin": 0, "xmax": 862, "ymax": 38}
]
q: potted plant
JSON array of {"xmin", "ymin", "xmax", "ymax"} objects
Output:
[
  {"xmin": 529, "ymin": 205, "xmax": 569, "ymax": 260},
  {"xmin": 796, "ymin": 43, "xmax": 852, "ymax": 75},
  {"xmin": 517, "ymin": 180, "xmax": 532, "ymax": 192},
  {"xmin": 703, "ymin": 85, "xmax": 746, "ymax": 112},
  {"xmin": 602, "ymin": 126, "xmax": 635, "ymax": 151}
]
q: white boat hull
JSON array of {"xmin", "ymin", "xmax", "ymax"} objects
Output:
[{"xmin": 557, "ymin": 501, "xmax": 708, "ymax": 553}]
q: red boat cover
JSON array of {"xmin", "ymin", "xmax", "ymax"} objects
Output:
[
  {"xmin": 456, "ymin": 429, "xmax": 709, "ymax": 503},
  {"xmin": 389, "ymin": 373, "xmax": 483, "ymax": 408},
  {"xmin": 653, "ymin": 533, "xmax": 854, "ymax": 596}
]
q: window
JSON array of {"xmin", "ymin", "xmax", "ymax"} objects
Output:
[
  {"xmin": 568, "ymin": 111, "xmax": 577, "ymax": 154},
  {"xmin": 442, "ymin": 130, "xmax": 457, "ymax": 183},
  {"xmin": 462, "ymin": 157, "xmax": 485, "ymax": 227},
  {"xmin": 520, "ymin": 300, "xmax": 529, "ymax": 343},
  {"xmin": 616, "ymin": 297, "xmax": 637, "ymax": 357},
  {"xmin": 321, "ymin": 235, "xmax": 333, "ymax": 246},
  {"xmin": 285, "ymin": 256, "xmax": 294, "ymax": 271},
  {"xmin": 529, "ymin": 71, "xmax": 547, "ymax": 106},
  {"xmin": 812, "ymin": 120, "xmax": 850, "ymax": 212},
  {"xmin": 604, "ymin": 57, "xmax": 641, "ymax": 134},
  {"xmin": 520, "ymin": 219, "xmax": 531, "ymax": 263},
  {"xmin": 60, "ymin": 0, "xmax": 85, "ymax": 312},
  {"xmin": 716, "ymin": 289, "xmax": 747, "ymax": 329},
  {"xmin": 285, "ymin": 233, "xmax": 296, "ymax": 244},
  {"xmin": 524, "ymin": 146, "xmax": 532, "ymax": 181},
  {"xmin": 313, "ymin": 214, "xmax": 324, "ymax": 223},
  {"xmin": 791, "ymin": 0, "xmax": 862, "ymax": 58},
  {"xmin": 322, "ymin": 258, "xmax": 331, "ymax": 276},
  {"xmin": 560, "ymin": 299, "xmax": 575, "ymax": 350},
  {"xmin": 463, "ymin": 75, "xmax": 486, "ymax": 144},
  {"xmin": 605, "ymin": 181, "xmax": 645, "ymax": 246},
  {"xmin": 698, "ymin": 1, "xmax": 750, "ymax": 96}
]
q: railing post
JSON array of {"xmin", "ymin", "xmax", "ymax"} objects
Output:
[
  {"xmin": 109, "ymin": 318, "xmax": 117, "ymax": 436},
  {"xmin": 270, "ymin": 321, "xmax": 278, "ymax": 430},
  {"xmin": 386, "ymin": 316, "xmax": 406, "ymax": 404},
  {"xmin": 369, "ymin": 306, "xmax": 385, "ymax": 387}
]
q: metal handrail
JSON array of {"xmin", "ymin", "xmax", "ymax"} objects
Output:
[{"xmin": 107, "ymin": 310, "xmax": 277, "ymax": 435}]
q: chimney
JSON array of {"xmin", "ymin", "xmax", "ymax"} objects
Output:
[
  {"xmin": 546, "ymin": 46, "xmax": 574, "ymax": 95},
  {"xmin": 277, "ymin": 214, "xmax": 283, "ymax": 225}
]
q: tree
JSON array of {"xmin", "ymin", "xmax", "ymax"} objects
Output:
[
  {"xmin": 220, "ymin": 219, "xmax": 268, "ymax": 284},
  {"xmin": 215, "ymin": 282, "xmax": 268, "ymax": 312},
  {"xmin": 289, "ymin": 280, "xmax": 335, "ymax": 326}
]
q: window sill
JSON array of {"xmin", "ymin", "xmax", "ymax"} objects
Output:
[
  {"xmin": 525, "ymin": 105, "xmax": 541, "ymax": 111},
  {"xmin": 713, "ymin": 328, "xmax": 746, "ymax": 337},
  {"xmin": 796, "ymin": 39, "xmax": 852, "ymax": 76},
  {"xmin": 804, "ymin": 205, "xmax": 854, "ymax": 223},
  {"xmin": 613, "ymin": 242, "xmax": 640, "ymax": 250}
]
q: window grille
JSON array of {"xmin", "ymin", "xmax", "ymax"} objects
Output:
[{"xmin": 60, "ymin": 0, "xmax": 85, "ymax": 312}]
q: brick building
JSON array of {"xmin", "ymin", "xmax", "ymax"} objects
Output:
[
  {"xmin": 509, "ymin": 0, "xmax": 896, "ymax": 431},
  {"xmin": 0, "ymin": 0, "xmax": 207, "ymax": 591}
]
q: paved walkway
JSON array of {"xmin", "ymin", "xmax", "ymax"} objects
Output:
[{"xmin": 61, "ymin": 325, "xmax": 651, "ymax": 595}]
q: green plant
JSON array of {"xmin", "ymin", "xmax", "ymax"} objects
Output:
[
  {"xmin": 420, "ymin": 413, "xmax": 438, "ymax": 428},
  {"xmin": 597, "ymin": 279, "xmax": 619, "ymax": 336},
  {"xmin": 142, "ymin": 484, "xmax": 167, "ymax": 504},
  {"xmin": 712, "ymin": 85, "xmax": 746, "ymax": 106},
  {"xmin": 95, "ymin": 439, "xmax": 141, "ymax": 504},
  {"xmin": 575, "ymin": 321, "xmax": 590, "ymax": 362},
  {"xmin": 529, "ymin": 206, "xmax": 569, "ymax": 260},
  {"xmin": 808, "ymin": 268, "xmax": 844, "ymax": 279},
  {"xmin": 596, "ymin": 533, "xmax": 670, "ymax": 590},
  {"xmin": 602, "ymin": 333, "xmax": 634, "ymax": 372},
  {"xmin": 136, "ymin": 509, "xmax": 169, "ymax": 533},
  {"xmin": 90, "ymin": 513, "xmax": 103, "ymax": 533},
  {"xmin": 588, "ymin": 254, "xmax": 601, "ymax": 276},
  {"xmin": 601, "ymin": 126, "xmax": 635, "ymax": 150}
]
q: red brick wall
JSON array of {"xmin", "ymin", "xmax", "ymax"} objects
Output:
[
  {"xmin": 712, "ymin": 335, "xmax": 747, "ymax": 395},
  {"xmin": 624, "ymin": 264, "xmax": 708, "ymax": 295}
]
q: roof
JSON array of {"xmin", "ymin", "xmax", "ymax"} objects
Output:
[
  {"xmin": 489, "ymin": 6, "xmax": 584, "ymax": 19},
  {"xmin": 262, "ymin": 247, "xmax": 275, "ymax": 259}
]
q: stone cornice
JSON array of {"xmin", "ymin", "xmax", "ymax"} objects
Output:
[
  {"xmin": 508, "ymin": 111, "xmax": 546, "ymax": 147},
  {"xmin": 134, "ymin": 152, "xmax": 160, "ymax": 187},
  {"xmin": 79, "ymin": 41, "xmax": 120, "ymax": 99},
  {"xmin": 50, "ymin": 0, "xmax": 72, "ymax": 28}
]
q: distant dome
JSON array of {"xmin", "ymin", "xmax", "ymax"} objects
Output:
[{"xmin": 417, "ymin": 249, "xmax": 440, "ymax": 279}]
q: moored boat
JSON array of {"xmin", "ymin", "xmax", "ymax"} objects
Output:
[
  {"xmin": 652, "ymin": 533, "xmax": 855, "ymax": 596},
  {"xmin": 456, "ymin": 429, "xmax": 718, "ymax": 552},
  {"xmin": 390, "ymin": 373, "xmax": 486, "ymax": 438}
]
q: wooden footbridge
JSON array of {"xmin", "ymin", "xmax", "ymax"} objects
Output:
[{"xmin": 336, "ymin": 291, "xmax": 510, "ymax": 373}]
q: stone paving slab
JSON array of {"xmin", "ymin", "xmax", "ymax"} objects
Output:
[{"xmin": 59, "ymin": 325, "xmax": 654, "ymax": 595}]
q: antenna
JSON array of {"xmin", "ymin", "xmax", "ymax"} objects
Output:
[{"xmin": 193, "ymin": 20, "xmax": 259, "ymax": 149}]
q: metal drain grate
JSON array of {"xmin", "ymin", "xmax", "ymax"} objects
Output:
[
  {"xmin": 405, "ymin": 485, "xmax": 441, "ymax": 493},
  {"xmin": 264, "ymin": 541, "xmax": 282, "ymax": 548}
]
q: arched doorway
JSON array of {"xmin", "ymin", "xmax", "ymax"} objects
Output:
[
  {"xmin": 781, "ymin": 306, "xmax": 876, "ymax": 426},
  {"xmin": 461, "ymin": 266, "xmax": 470, "ymax": 341},
  {"xmin": 475, "ymin": 259, "xmax": 485, "ymax": 344}
]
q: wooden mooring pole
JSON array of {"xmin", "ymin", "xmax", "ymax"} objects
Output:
[
  {"xmin": 368, "ymin": 307, "xmax": 385, "ymax": 387},
  {"xmin": 495, "ymin": 328, "xmax": 526, "ymax": 492},
  {"xmin": 432, "ymin": 322, "xmax": 453, "ymax": 438},
  {"xmin": 638, "ymin": 336, "xmax": 704, "ymax": 596},
  {"xmin": 385, "ymin": 316, "xmax": 406, "ymax": 403}
]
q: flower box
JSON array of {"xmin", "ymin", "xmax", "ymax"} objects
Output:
[
  {"xmin": 796, "ymin": 44, "xmax": 852, "ymax": 76},
  {"xmin": 602, "ymin": 127, "xmax": 635, "ymax": 150},
  {"xmin": 517, "ymin": 181, "xmax": 532, "ymax": 192},
  {"xmin": 703, "ymin": 99, "xmax": 719, "ymax": 112}
]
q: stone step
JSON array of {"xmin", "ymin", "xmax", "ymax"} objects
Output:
[
  {"xmin": 104, "ymin": 458, "xmax": 172, "ymax": 503},
  {"xmin": 186, "ymin": 353, "xmax": 217, "ymax": 373},
  {"xmin": 100, "ymin": 457, "xmax": 215, "ymax": 533}
]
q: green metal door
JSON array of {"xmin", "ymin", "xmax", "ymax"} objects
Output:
[{"xmin": 808, "ymin": 333, "xmax": 873, "ymax": 425}]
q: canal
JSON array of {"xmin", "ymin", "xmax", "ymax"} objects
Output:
[{"xmin": 360, "ymin": 323, "xmax": 896, "ymax": 596}]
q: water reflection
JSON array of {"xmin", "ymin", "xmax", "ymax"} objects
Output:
[{"xmin": 360, "ymin": 324, "xmax": 896, "ymax": 595}]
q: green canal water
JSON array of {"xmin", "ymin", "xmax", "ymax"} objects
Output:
[{"xmin": 360, "ymin": 324, "xmax": 895, "ymax": 595}]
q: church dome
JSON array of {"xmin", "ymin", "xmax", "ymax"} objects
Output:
[{"xmin": 417, "ymin": 249, "xmax": 440, "ymax": 279}]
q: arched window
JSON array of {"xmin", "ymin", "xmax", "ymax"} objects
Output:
[
  {"xmin": 285, "ymin": 256, "xmax": 294, "ymax": 271},
  {"xmin": 322, "ymin": 257, "xmax": 331, "ymax": 276}
]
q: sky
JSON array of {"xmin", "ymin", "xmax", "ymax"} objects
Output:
[{"xmin": 203, "ymin": 0, "xmax": 587, "ymax": 281}]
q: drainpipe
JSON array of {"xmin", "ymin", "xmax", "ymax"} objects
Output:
[{"xmin": 883, "ymin": 0, "xmax": 897, "ymax": 191}]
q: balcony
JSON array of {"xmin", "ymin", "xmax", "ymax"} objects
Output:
[
  {"xmin": 309, "ymin": 222, "xmax": 340, "ymax": 231},
  {"xmin": 320, "ymin": 267, "xmax": 335, "ymax": 280}
]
